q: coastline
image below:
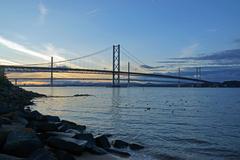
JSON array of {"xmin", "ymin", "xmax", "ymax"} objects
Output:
[{"xmin": 0, "ymin": 76, "xmax": 143, "ymax": 159}]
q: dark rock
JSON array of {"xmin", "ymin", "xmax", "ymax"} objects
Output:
[
  {"xmin": 47, "ymin": 136, "xmax": 87, "ymax": 155},
  {"xmin": 44, "ymin": 115, "xmax": 60, "ymax": 122},
  {"xmin": 129, "ymin": 143, "xmax": 144, "ymax": 150},
  {"xmin": 50, "ymin": 149, "xmax": 76, "ymax": 160},
  {"xmin": 45, "ymin": 131, "xmax": 76, "ymax": 138},
  {"xmin": 87, "ymin": 146, "xmax": 108, "ymax": 155},
  {"xmin": 73, "ymin": 133, "xmax": 95, "ymax": 148},
  {"xmin": 27, "ymin": 121, "xmax": 58, "ymax": 132},
  {"xmin": 112, "ymin": 140, "xmax": 129, "ymax": 149},
  {"xmin": 58, "ymin": 124, "xmax": 86, "ymax": 133},
  {"xmin": 65, "ymin": 129, "xmax": 81, "ymax": 134},
  {"xmin": 0, "ymin": 153, "xmax": 23, "ymax": 160},
  {"xmin": 27, "ymin": 148, "xmax": 57, "ymax": 160},
  {"xmin": 27, "ymin": 110, "xmax": 45, "ymax": 121},
  {"xmin": 105, "ymin": 148, "xmax": 131, "ymax": 158},
  {"xmin": 0, "ymin": 117, "xmax": 12, "ymax": 124},
  {"xmin": 3, "ymin": 129, "xmax": 43, "ymax": 157},
  {"xmin": 0, "ymin": 130, "xmax": 10, "ymax": 149},
  {"xmin": 95, "ymin": 135, "xmax": 111, "ymax": 149},
  {"xmin": 61, "ymin": 120, "xmax": 77, "ymax": 126},
  {"xmin": 0, "ymin": 105, "xmax": 16, "ymax": 115}
]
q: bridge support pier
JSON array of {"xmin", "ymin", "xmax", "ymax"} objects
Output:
[
  {"xmin": 112, "ymin": 44, "xmax": 120, "ymax": 87},
  {"xmin": 50, "ymin": 57, "xmax": 53, "ymax": 87},
  {"xmin": 128, "ymin": 62, "xmax": 130, "ymax": 87}
]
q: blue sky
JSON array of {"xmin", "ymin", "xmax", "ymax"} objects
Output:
[{"xmin": 0, "ymin": 0, "xmax": 240, "ymax": 81}]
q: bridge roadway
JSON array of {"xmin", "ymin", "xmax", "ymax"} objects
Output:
[{"xmin": 0, "ymin": 65, "xmax": 209, "ymax": 83}]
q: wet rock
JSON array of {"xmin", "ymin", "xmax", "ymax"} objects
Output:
[
  {"xmin": 105, "ymin": 148, "xmax": 131, "ymax": 158},
  {"xmin": 112, "ymin": 140, "xmax": 129, "ymax": 149},
  {"xmin": 44, "ymin": 115, "xmax": 60, "ymax": 122},
  {"xmin": 25, "ymin": 110, "xmax": 45, "ymax": 121},
  {"xmin": 50, "ymin": 149, "xmax": 76, "ymax": 160},
  {"xmin": 45, "ymin": 131, "xmax": 76, "ymax": 138},
  {"xmin": 74, "ymin": 133, "xmax": 95, "ymax": 148},
  {"xmin": 95, "ymin": 135, "xmax": 111, "ymax": 149},
  {"xmin": 27, "ymin": 148, "xmax": 57, "ymax": 160},
  {"xmin": 0, "ymin": 105, "xmax": 16, "ymax": 115},
  {"xmin": 58, "ymin": 124, "xmax": 86, "ymax": 133},
  {"xmin": 65, "ymin": 129, "xmax": 81, "ymax": 134},
  {"xmin": 0, "ymin": 153, "xmax": 23, "ymax": 160},
  {"xmin": 0, "ymin": 130, "xmax": 10, "ymax": 149},
  {"xmin": 47, "ymin": 136, "xmax": 87, "ymax": 155},
  {"xmin": 129, "ymin": 143, "xmax": 144, "ymax": 150},
  {"xmin": 27, "ymin": 121, "xmax": 58, "ymax": 132},
  {"xmin": 0, "ymin": 117, "xmax": 12, "ymax": 124},
  {"xmin": 3, "ymin": 129, "xmax": 43, "ymax": 157},
  {"xmin": 87, "ymin": 146, "xmax": 108, "ymax": 155}
]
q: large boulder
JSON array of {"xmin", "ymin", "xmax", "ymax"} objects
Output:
[
  {"xmin": 58, "ymin": 120, "xmax": 86, "ymax": 133},
  {"xmin": 27, "ymin": 148, "xmax": 57, "ymax": 160},
  {"xmin": 105, "ymin": 148, "xmax": 131, "ymax": 158},
  {"xmin": 73, "ymin": 133, "xmax": 95, "ymax": 148},
  {"xmin": 112, "ymin": 140, "xmax": 129, "ymax": 149},
  {"xmin": 47, "ymin": 136, "xmax": 87, "ymax": 155},
  {"xmin": 44, "ymin": 115, "xmax": 60, "ymax": 123},
  {"xmin": 3, "ymin": 129, "xmax": 43, "ymax": 157},
  {"xmin": 0, "ymin": 154, "xmax": 23, "ymax": 160},
  {"xmin": 27, "ymin": 121, "xmax": 58, "ymax": 132},
  {"xmin": 95, "ymin": 135, "xmax": 111, "ymax": 149},
  {"xmin": 50, "ymin": 149, "xmax": 76, "ymax": 160},
  {"xmin": 129, "ymin": 143, "xmax": 144, "ymax": 150}
]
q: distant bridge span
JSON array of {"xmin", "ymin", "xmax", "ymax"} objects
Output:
[{"xmin": 1, "ymin": 65, "xmax": 209, "ymax": 83}]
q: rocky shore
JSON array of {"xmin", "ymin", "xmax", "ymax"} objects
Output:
[{"xmin": 0, "ymin": 75, "xmax": 144, "ymax": 160}]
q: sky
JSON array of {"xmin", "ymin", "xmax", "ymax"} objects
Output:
[{"xmin": 0, "ymin": 0, "xmax": 240, "ymax": 82}]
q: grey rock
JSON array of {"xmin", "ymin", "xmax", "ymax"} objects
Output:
[
  {"xmin": 27, "ymin": 121, "xmax": 58, "ymax": 132},
  {"xmin": 0, "ymin": 154, "xmax": 23, "ymax": 160},
  {"xmin": 129, "ymin": 143, "xmax": 144, "ymax": 150},
  {"xmin": 74, "ymin": 133, "xmax": 95, "ymax": 148},
  {"xmin": 112, "ymin": 140, "xmax": 129, "ymax": 149},
  {"xmin": 45, "ymin": 115, "xmax": 60, "ymax": 122},
  {"xmin": 87, "ymin": 146, "xmax": 108, "ymax": 155},
  {"xmin": 27, "ymin": 148, "xmax": 57, "ymax": 160},
  {"xmin": 95, "ymin": 135, "xmax": 111, "ymax": 149},
  {"xmin": 50, "ymin": 149, "xmax": 76, "ymax": 160},
  {"xmin": 105, "ymin": 148, "xmax": 131, "ymax": 158},
  {"xmin": 47, "ymin": 136, "xmax": 87, "ymax": 155},
  {"xmin": 3, "ymin": 129, "xmax": 43, "ymax": 157}
]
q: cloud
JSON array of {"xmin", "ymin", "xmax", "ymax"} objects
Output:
[
  {"xmin": 233, "ymin": 39, "xmax": 240, "ymax": 44},
  {"xmin": 207, "ymin": 29, "xmax": 217, "ymax": 32},
  {"xmin": 0, "ymin": 58, "xmax": 19, "ymax": 65},
  {"xmin": 180, "ymin": 43, "xmax": 199, "ymax": 57},
  {"xmin": 174, "ymin": 49, "xmax": 240, "ymax": 62},
  {"xmin": 38, "ymin": 2, "xmax": 48, "ymax": 24},
  {"xmin": 0, "ymin": 35, "xmax": 66, "ymax": 62},
  {"xmin": 85, "ymin": 8, "xmax": 99, "ymax": 16}
]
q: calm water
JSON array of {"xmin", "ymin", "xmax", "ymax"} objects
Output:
[{"xmin": 25, "ymin": 87, "xmax": 240, "ymax": 160}]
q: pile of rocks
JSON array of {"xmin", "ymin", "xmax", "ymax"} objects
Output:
[
  {"xmin": 0, "ymin": 76, "xmax": 144, "ymax": 159},
  {"xmin": 0, "ymin": 109, "xmax": 144, "ymax": 159}
]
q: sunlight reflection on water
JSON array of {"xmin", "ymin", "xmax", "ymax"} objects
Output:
[{"xmin": 25, "ymin": 87, "xmax": 240, "ymax": 160}]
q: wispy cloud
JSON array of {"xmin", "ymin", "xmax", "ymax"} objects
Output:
[
  {"xmin": 85, "ymin": 8, "xmax": 99, "ymax": 16},
  {"xmin": 207, "ymin": 28, "xmax": 217, "ymax": 32},
  {"xmin": 0, "ymin": 35, "xmax": 65, "ymax": 62},
  {"xmin": 0, "ymin": 58, "xmax": 19, "ymax": 65},
  {"xmin": 38, "ymin": 2, "xmax": 48, "ymax": 24},
  {"xmin": 180, "ymin": 43, "xmax": 199, "ymax": 58}
]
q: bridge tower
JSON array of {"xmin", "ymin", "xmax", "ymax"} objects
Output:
[{"xmin": 112, "ymin": 44, "xmax": 120, "ymax": 87}]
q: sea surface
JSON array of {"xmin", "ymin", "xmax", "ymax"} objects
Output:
[{"xmin": 25, "ymin": 87, "xmax": 240, "ymax": 160}]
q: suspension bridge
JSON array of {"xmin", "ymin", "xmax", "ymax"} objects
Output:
[{"xmin": 0, "ymin": 44, "xmax": 210, "ymax": 87}]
